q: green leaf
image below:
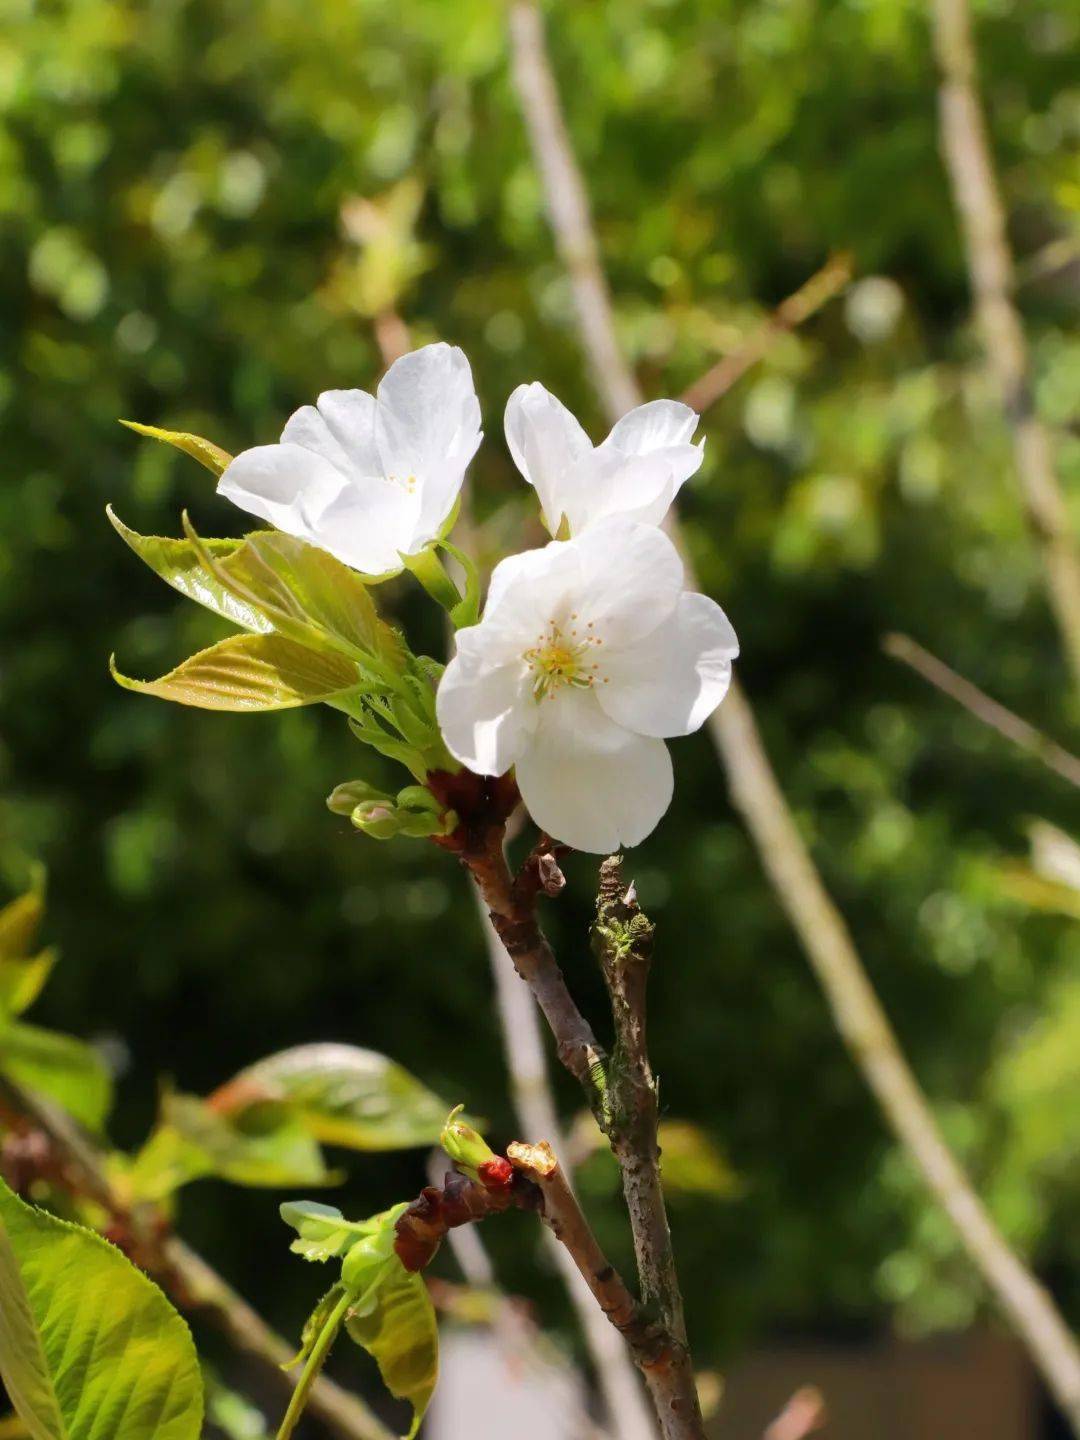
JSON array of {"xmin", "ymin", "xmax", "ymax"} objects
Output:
[
  {"xmin": 0, "ymin": 884, "xmax": 44, "ymax": 964},
  {"xmin": 128, "ymin": 1094, "xmax": 332, "ymax": 1201},
  {"xmin": 0, "ymin": 1021, "xmax": 112, "ymax": 1132},
  {"xmin": 0, "ymin": 952, "xmax": 57, "ymax": 1021},
  {"xmin": 110, "ymin": 633, "xmax": 361, "ymax": 711},
  {"xmin": 203, "ymin": 528, "xmax": 403, "ymax": 672},
  {"xmin": 120, "ymin": 419, "xmax": 232, "ymax": 476},
  {"xmin": 221, "ymin": 1043, "xmax": 451, "ymax": 1151},
  {"xmin": 279, "ymin": 1201, "xmax": 381, "ymax": 1263},
  {"xmin": 0, "ymin": 1177, "xmax": 203, "ymax": 1440},
  {"xmin": 345, "ymin": 1263, "xmax": 438, "ymax": 1440},
  {"xmin": 108, "ymin": 509, "xmax": 269, "ymax": 634}
]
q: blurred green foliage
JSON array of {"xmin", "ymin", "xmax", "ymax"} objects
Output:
[{"xmin": 2, "ymin": 0, "xmax": 1080, "ymax": 1405}]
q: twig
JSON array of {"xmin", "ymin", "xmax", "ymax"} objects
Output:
[
  {"xmin": 479, "ymin": 887, "xmax": 659, "ymax": 1440},
  {"xmin": 716, "ymin": 682, "xmax": 1080, "ymax": 1433},
  {"xmin": 430, "ymin": 769, "xmax": 608, "ymax": 1100},
  {"xmin": 442, "ymin": 801, "xmax": 703, "ymax": 1438},
  {"xmin": 931, "ymin": 0, "xmax": 1080, "ymax": 688},
  {"xmin": 884, "ymin": 633, "xmax": 1080, "ymax": 789},
  {"xmin": 508, "ymin": 1142, "xmax": 700, "ymax": 1440},
  {"xmin": 504, "ymin": 2, "xmax": 1080, "ymax": 1431},
  {"xmin": 592, "ymin": 864, "xmax": 685, "ymax": 1339},
  {"xmin": 0, "ymin": 1075, "xmax": 393, "ymax": 1440},
  {"xmin": 679, "ymin": 254, "xmax": 853, "ymax": 416}
]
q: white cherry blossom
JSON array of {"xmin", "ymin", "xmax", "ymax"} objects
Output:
[
  {"xmin": 218, "ymin": 343, "xmax": 481, "ymax": 575},
  {"xmin": 436, "ymin": 518, "xmax": 738, "ymax": 853},
  {"xmin": 504, "ymin": 382, "xmax": 704, "ymax": 537}
]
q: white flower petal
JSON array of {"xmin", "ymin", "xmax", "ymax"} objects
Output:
[
  {"xmin": 280, "ymin": 405, "xmax": 353, "ymax": 476},
  {"xmin": 515, "ymin": 688, "xmax": 673, "ymax": 852},
  {"xmin": 599, "ymin": 398, "xmax": 704, "ymax": 516},
  {"xmin": 374, "ymin": 343, "xmax": 481, "ymax": 540},
  {"xmin": 217, "ymin": 443, "xmax": 346, "ymax": 538},
  {"xmin": 313, "ymin": 389, "xmax": 380, "ymax": 476},
  {"xmin": 570, "ymin": 449, "xmax": 677, "ymax": 532},
  {"xmin": 436, "ymin": 630, "xmax": 535, "ymax": 775},
  {"xmin": 597, "ymin": 592, "xmax": 739, "ymax": 738},
  {"xmin": 573, "ymin": 518, "xmax": 684, "ymax": 646},
  {"xmin": 310, "ymin": 480, "xmax": 423, "ymax": 576},
  {"xmin": 504, "ymin": 383, "xmax": 593, "ymax": 534},
  {"xmin": 604, "ymin": 399, "xmax": 699, "ymax": 456},
  {"xmin": 481, "ymin": 540, "xmax": 581, "ymax": 647}
]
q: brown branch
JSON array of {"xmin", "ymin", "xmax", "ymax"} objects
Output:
[
  {"xmin": 0, "ymin": 1075, "xmax": 393, "ymax": 1440},
  {"xmin": 476, "ymin": 886, "xmax": 659, "ymax": 1440},
  {"xmin": 679, "ymin": 254, "xmax": 853, "ymax": 416},
  {"xmin": 431, "ymin": 768, "xmax": 608, "ymax": 1100},
  {"xmin": 592, "ymin": 863, "xmax": 688, "ymax": 1351},
  {"xmin": 509, "ymin": 1142, "xmax": 701, "ymax": 1440},
  {"xmin": 505, "ymin": 1, "xmax": 1080, "ymax": 1432},
  {"xmin": 883, "ymin": 633, "xmax": 1080, "ymax": 789},
  {"xmin": 931, "ymin": 0, "xmax": 1080, "ymax": 689}
]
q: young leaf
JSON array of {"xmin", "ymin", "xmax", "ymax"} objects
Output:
[
  {"xmin": 0, "ymin": 1021, "xmax": 112, "ymax": 1132},
  {"xmin": 0, "ymin": 952, "xmax": 56, "ymax": 1020},
  {"xmin": 107, "ymin": 509, "xmax": 268, "ymax": 634},
  {"xmin": 212, "ymin": 531, "xmax": 403, "ymax": 671},
  {"xmin": 345, "ymin": 1263, "xmax": 438, "ymax": 1440},
  {"xmin": 279, "ymin": 1201, "xmax": 380, "ymax": 1263},
  {"xmin": 110, "ymin": 633, "xmax": 360, "ymax": 711},
  {"xmin": 0, "ymin": 881, "xmax": 45, "ymax": 963},
  {"xmin": 120, "ymin": 419, "xmax": 232, "ymax": 476},
  {"xmin": 220, "ymin": 1043, "xmax": 451, "ymax": 1151},
  {"xmin": 0, "ymin": 1177, "xmax": 203, "ymax": 1440},
  {"xmin": 128, "ymin": 1094, "xmax": 332, "ymax": 1201}
]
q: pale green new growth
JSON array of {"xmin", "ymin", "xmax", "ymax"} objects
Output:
[{"xmin": 0, "ymin": 1179, "xmax": 203, "ymax": 1440}]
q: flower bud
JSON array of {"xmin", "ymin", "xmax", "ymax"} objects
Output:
[
  {"xmin": 327, "ymin": 780, "xmax": 393, "ymax": 817},
  {"xmin": 439, "ymin": 1105, "xmax": 496, "ymax": 1178},
  {"xmin": 477, "ymin": 1156, "xmax": 514, "ymax": 1191},
  {"xmin": 350, "ymin": 800, "xmax": 403, "ymax": 840}
]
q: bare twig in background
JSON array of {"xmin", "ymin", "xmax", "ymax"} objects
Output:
[
  {"xmin": 480, "ymin": 889, "xmax": 659, "ymax": 1440},
  {"xmin": 680, "ymin": 254, "xmax": 853, "ymax": 415},
  {"xmin": 931, "ymin": 0, "xmax": 1080, "ymax": 688},
  {"xmin": 505, "ymin": 1, "xmax": 1080, "ymax": 1431},
  {"xmin": 762, "ymin": 1385, "xmax": 827, "ymax": 1440},
  {"xmin": 0, "ymin": 1075, "xmax": 393, "ymax": 1440},
  {"xmin": 884, "ymin": 633, "xmax": 1080, "ymax": 789}
]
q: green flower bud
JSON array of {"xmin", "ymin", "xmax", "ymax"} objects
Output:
[
  {"xmin": 439, "ymin": 1104, "xmax": 495, "ymax": 1177},
  {"xmin": 350, "ymin": 800, "xmax": 403, "ymax": 840},
  {"xmin": 327, "ymin": 780, "xmax": 394, "ymax": 817},
  {"xmin": 396, "ymin": 785, "xmax": 443, "ymax": 815}
]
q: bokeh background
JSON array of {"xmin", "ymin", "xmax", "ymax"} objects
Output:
[{"xmin": 2, "ymin": 0, "xmax": 1079, "ymax": 1434}]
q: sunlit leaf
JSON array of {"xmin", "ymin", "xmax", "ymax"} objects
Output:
[
  {"xmin": 345, "ymin": 1262, "xmax": 438, "ymax": 1440},
  {"xmin": 110, "ymin": 633, "xmax": 360, "ymax": 711},
  {"xmin": 128, "ymin": 1094, "xmax": 333, "ymax": 1201},
  {"xmin": 0, "ymin": 1021, "xmax": 112, "ymax": 1132},
  {"xmin": 0, "ymin": 1177, "xmax": 203, "ymax": 1440},
  {"xmin": 279, "ymin": 1201, "xmax": 381, "ymax": 1263},
  {"xmin": 205, "ymin": 530, "xmax": 403, "ymax": 670},
  {"xmin": 0, "ymin": 886, "xmax": 44, "ymax": 964},
  {"xmin": 218, "ymin": 1043, "xmax": 451, "ymax": 1151},
  {"xmin": 0, "ymin": 953, "xmax": 56, "ymax": 1021},
  {"xmin": 108, "ymin": 509, "xmax": 268, "ymax": 634},
  {"xmin": 120, "ymin": 419, "xmax": 232, "ymax": 476},
  {"xmin": 655, "ymin": 1121, "xmax": 744, "ymax": 1198}
]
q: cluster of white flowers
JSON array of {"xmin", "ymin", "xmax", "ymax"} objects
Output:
[{"xmin": 220, "ymin": 343, "xmax": 739, "ymax": 853}]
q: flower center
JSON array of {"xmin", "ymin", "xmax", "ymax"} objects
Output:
[
  {"xmin": 386, "ymin": 473, "xmax": 418, "ymax": 493},
  {"xmin": 523, "ymin": 618, "xmax": 605, "ymax": 701}
]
